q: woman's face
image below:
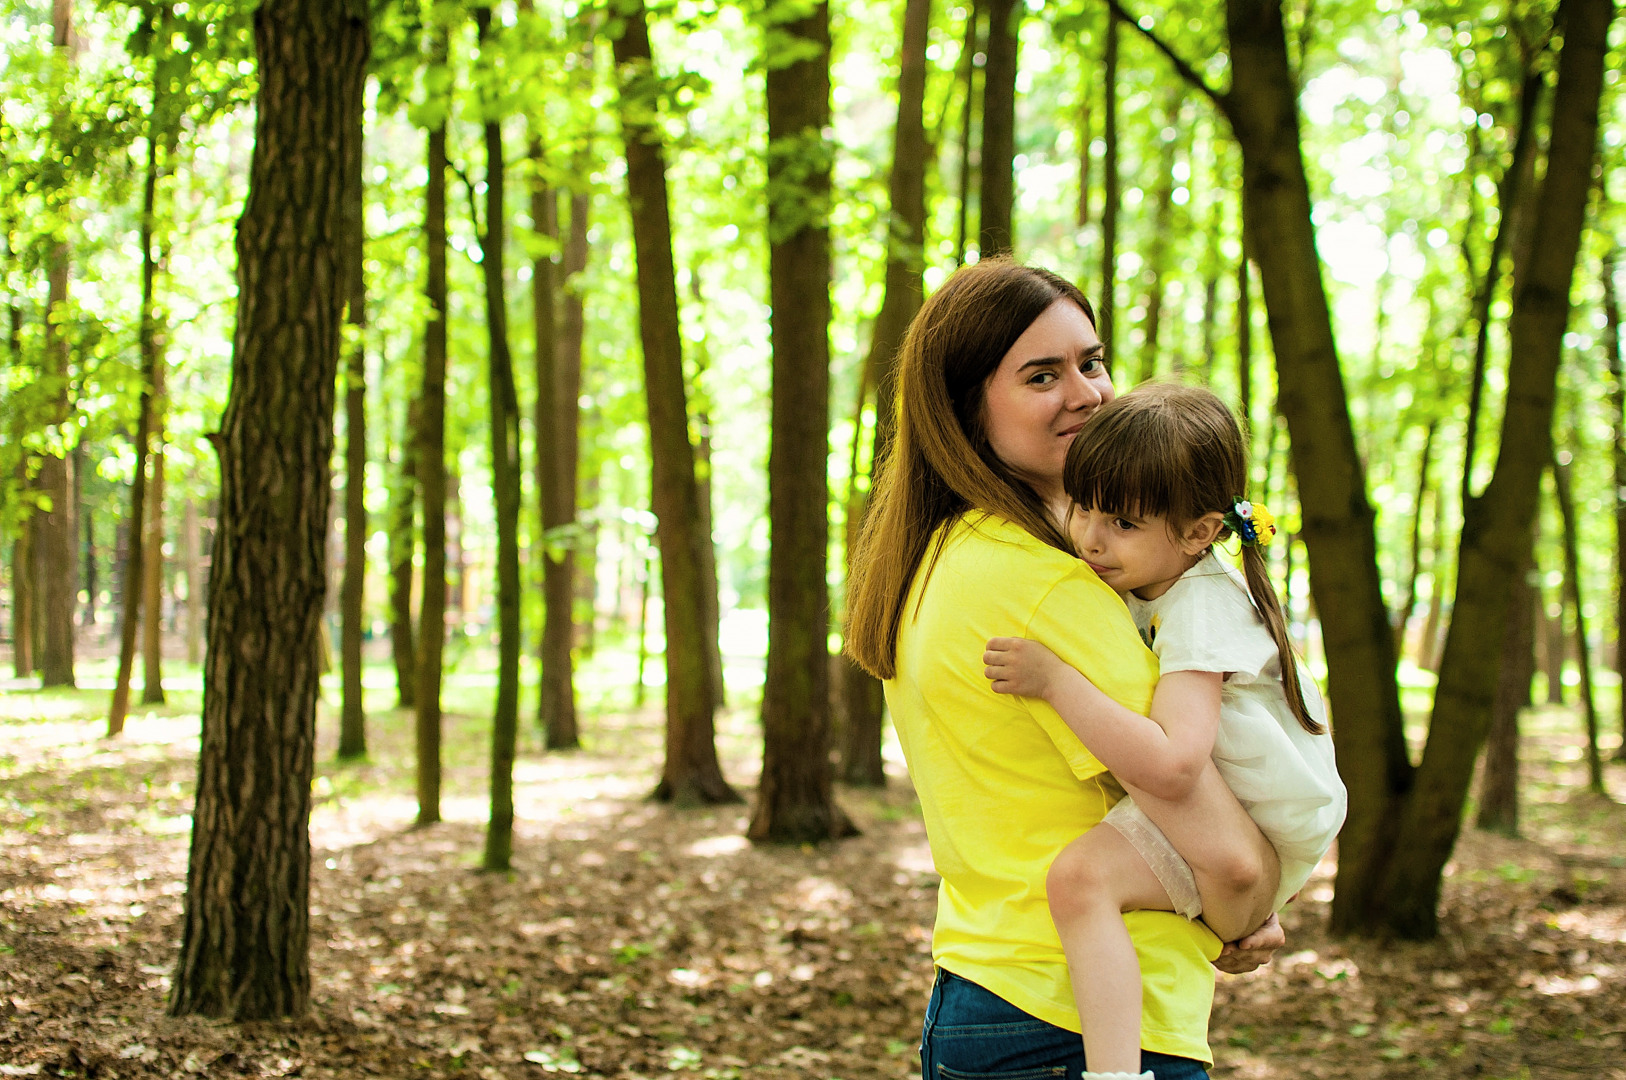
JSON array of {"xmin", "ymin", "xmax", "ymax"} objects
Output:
[{"xmin": 980, "ymin": 299, "xmax": 1113, "ymax": 510}]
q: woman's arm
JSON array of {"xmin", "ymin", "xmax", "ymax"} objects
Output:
[{"xmin": 983, "ymin": 636, "xmax": 1219, "ymax": 802}]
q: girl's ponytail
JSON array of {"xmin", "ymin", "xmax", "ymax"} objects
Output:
[{"xmin": 1239, "ymin": 542, "xmax": 1324, "ymax": 735}]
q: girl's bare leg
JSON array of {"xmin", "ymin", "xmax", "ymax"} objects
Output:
[
  {"xmin": 1120, "ymin": 762, "xmax": 1280, "ymax": 943},
  {"xmin": 1047, "ymin": 826, "xmax": 1176, "ymax": 1074}
]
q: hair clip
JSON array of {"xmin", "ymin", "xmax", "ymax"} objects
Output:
[{"xmin": 1224, "ymin": 498, "xmax": 1276, "ymax": 547}]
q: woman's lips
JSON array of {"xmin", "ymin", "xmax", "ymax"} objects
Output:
[{"xmin": 1057, "ymin": 422, "xmax": 1086, "ymax": 437}]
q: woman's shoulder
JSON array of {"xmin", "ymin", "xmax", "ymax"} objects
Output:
[{"xmin": 938, "ymin": 511, "xmax": 1085, "ymax": 582}]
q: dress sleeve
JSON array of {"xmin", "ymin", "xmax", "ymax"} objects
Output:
[
  {"xmin": 1152, "ymin": 564, "xmax": 1280, "ymax": 680},
  {"xmin": 1020, "ymin": 568, "xmax": 1161, "ymax": 780}
]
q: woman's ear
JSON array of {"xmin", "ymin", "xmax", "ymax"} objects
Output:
[{"xmin": 1181, "ymin": 512, "xmax": 1226, "ymax": 554}]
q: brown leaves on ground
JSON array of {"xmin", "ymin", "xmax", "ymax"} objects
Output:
[{"xmin": 1, "ymin": 691, "xmax": 1623, "ymax": 1079}]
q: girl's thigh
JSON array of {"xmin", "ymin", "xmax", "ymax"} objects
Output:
[{"xmin": 919, "ymin": 969, "xmax": 1209, "ymax": 1080}]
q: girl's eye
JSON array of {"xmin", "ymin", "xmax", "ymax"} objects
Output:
[{"xmin": 1113, "ymin": 517, "xmax": 1136, "ymax": 531}]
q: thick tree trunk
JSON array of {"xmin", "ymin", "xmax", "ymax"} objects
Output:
[
  {"xmin": 1476, "ymin": 532, "xmax": 1534, "ymax": 835},
  {"xmin": 169, "ymin": 0, "xmax": 368, "ymax": 1019},
  {"xmin": 977, "ymin": 0, "xmax": 1017, "ymax": 256},
  {"xmin": 750, "ymin": 0, "xmax": 852, "ymax": 842},
  {"xmin": 1371, "ymin": 0, "xmax": 1612, "ymax": 937},
  {"xmin": 838, "ymin": 0, "xmax": 930, "ymax": 787},
  {"xmin": 385, "ymin": 397, "xmax": 417, "ymax": 711},
  {"xmin": 110, "ymin": 127, "xmax": 163, "ymax": 736},
  {"xmin": 611, "ymin": 0, "xmax": 738, "ymax": 806},
  {"xmin": 414, "ymin": 33, "xmax": 450, "ymax": 828},
  {"xmin": 338, "ymin": 70, "xmax": 367, "ymax": 761},
  {"xmin": 473, "ymin": 6, "xmax": 524, "ymax": 871},
  {"xmin": 141, "ymin": 416, "xmax": 166, "ymax": 703}
]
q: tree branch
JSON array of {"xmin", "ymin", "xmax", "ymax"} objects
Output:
[{"xmin": 1103, "ymin": 0, "xmax": 1231, "ymax": 121}]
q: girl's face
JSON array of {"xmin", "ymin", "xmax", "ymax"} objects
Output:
[
  {"xmin": 980, "ymin": 299, "xmax": 1113, "ymax": 512},
  {"xmin": 1069, "ymin": 507, "xmax": 1223, "ymax": 600}
]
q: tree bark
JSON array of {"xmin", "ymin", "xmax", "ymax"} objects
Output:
[
  {"xmin": 838, "ymin": 0, "xmax": 931, "ymax": 787},
  {"xmin": 1604, "ymin": 248, "xmax": 1626, "ymax": 758},
  {"xmin": 338, "ymin": 63, "xmax": 368, "ymax": 760},
  {"xmin": 473, "ymin": 5, "xmax": 524, "ymax": 872},
  {"xmin": 611, "ymin": 0, "xmax": 738, "ymax": 806},
  {"xmin": 1371, "ymin": 0, "xmax": 1612, "ymax": 937},
  {"xmin": 977, "ymin": 0, "xmax": 1017, "ymax": 256},
  {"xmin": 141, "ymin": 410, "xmax": 166, "ymax": 703},
  {"xmin": 561, "ymin": 189, "xmax": 593, "ymax": 658},
  {"xmin": 1476, "ymin": 530, "xmax": 1534, "ymax": 835},
  {"xmin": 750, "ymin": 0, "xmax": 853, "ymax": 842},
  {"xmin": 414, "ymin": 30, "xmax": 450, "ymax": 828},
  {"xmin": 184, "ymin": 495, "xmax": 202, "ymax": 665},
  {"xmin": 1553, "ymin": 452, "xmax": 1605, "ymax": 792},
  {"xmin": 1098, "ymin": 9, "xmax": 1119, "ymax": 359},
  {"xmin": 953, "ymin": 0, "xmax": 981, "ymax": 266},
  {"xmin": 385, "ymin": 395, "xmax": 417, "ymax": 711},
  {"xmin": 169, "ymin": 0, "xmax": 368, "ymax": 1019}
]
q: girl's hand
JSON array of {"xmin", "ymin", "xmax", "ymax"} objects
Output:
[{"xmin": 983, "ymin": 637, "xmax": 1067, "ymax": 700}]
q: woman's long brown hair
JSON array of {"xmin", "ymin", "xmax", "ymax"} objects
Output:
[
  {"xmin": 1063, "ymin": 382, "xmax": 1323, "ymax": 734},
  {"xmin": 844, "ymin": 258, "xmax": 1098, "ymax": 680}
]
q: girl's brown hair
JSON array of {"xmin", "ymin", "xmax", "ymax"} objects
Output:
[
  {"xmin": 844, "ymin": 258, "xmax": 1098, "ymax": 680},
  {"xmin": 1064, "ymin": 382, "xmax": 1324, "ymax": 735}
]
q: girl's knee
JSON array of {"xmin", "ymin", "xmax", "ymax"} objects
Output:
[{"xmin": 1046, "ymin": 836, "xmax": 1114, "ymax": 921}]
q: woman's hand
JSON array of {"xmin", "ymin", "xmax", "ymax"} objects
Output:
[
  {"xmin": 1211, "ymin": 912, "xmax": 1285, "ymax": 974},
  {"xmin": 983, "ymin": 637, "xmax": 1069, "ymax": 700}
]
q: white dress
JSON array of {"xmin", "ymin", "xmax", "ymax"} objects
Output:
[{"xmin": 1114, "ymin": 551, "xmax": 1347, "ymax": 915}]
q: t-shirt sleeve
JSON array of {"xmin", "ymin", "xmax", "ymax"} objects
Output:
[
  {"xmin": 1019, "ymin": 568, "xmax": 1161, "ymax": 780},
  {"xmin": 1152, "ymin": 568, "xmax": 1279, "ymax": 680}
]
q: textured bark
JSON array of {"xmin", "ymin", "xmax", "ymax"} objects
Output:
[
  {"xmin": 338, "ymin": 65, "xmax": 367, "ymax": 760},
  {"xmin": 750, "ymin": 0, "xmax": 852, "ymax": 842},
  {"xmin": 414, "ymin": 32, "xmax": 450, "ymax": 827},
  {"xmin": 838, "ymin": 0, "xmax": 931, "ymax": 787},
  {"xmin": 977, "ymin": 0, "xmax": 1017, "ymax": 255},
  {"xmin": 169, "ymin": 0, "xmax": 368, "ymax": 1019},
  {"xmin": 611, "ymin": 0, "xmax": 737, "ymax": 806},
  {"xmin": 1477, "ymin": 533, "xmax": 1534, "ymax": 835},
  {"xmin": 473, "ymin": 6, "xmax": 524, "ymax": 871}
]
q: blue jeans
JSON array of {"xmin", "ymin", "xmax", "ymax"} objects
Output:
[{"xmin": 919, "ymin": 968, "xmax": 1209, "ymax": 1080}]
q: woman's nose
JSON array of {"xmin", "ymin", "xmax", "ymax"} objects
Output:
[{"xmin": 1064, "ymin": 367, "xmax": 1104, "ymax": 410}]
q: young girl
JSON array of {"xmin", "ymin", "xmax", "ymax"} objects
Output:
[{"xmin": 982, "ymin": 383, "xmax": 1346, "ymax": 1080}]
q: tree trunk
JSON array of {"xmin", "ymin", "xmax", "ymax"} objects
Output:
[
  {"xmin": 1098, "ymin": 9, "xmax": 1119, "ymax": 359},
  {"xmin": 11, "ymin": 529, "xmax": 32, "ymax": 678},
  {"xmin": 338, "ymin": 67, "xmax": 368, "ymax": 760},
  {"xmin": 1366, "ymin": 0, "xmax": 1611, "ymax": 937},
  {"xmin": 1476, "ymin": 530, "xmax": 1534, "ymax": 835},
  {"xmin": 1603, "ymin": 248, "xmax": 1626, "ymax": 758},
  {"xmin": 977, "ymin": 0, "xmax": 1017, "ymax": 256},
  {"xmin": 141, "ymin": 413, "xmax": 166, "ymax": 704},
  {"xmin": 953, "ymin": 0, "xmax": 981, "ymax": 265},
  {"xmin": 838, "ymin": 0, "xmax": 931, "ymax": 787},
  {"xmin": 385, "ymin": 395, "xmax": 417, "ymax": 711},
  {"xmin": 562, "ymin": 191, "xmax": 593, "ymax": 660},
  {"xmin": 79, "ymin": 449, "xmax": 94, "ymax": 630},
  {"xmin": 1540, "ymin": 572, "xmax": 1567, "ymax": 705},
  {"xmin": 414, "ymin": 33, "xmax": 450, "ymax": 828},
  {"xmin": 38, "ymin": 0, "xmax": 76, "ymax": 690},
  {"xmin": 1135, "ymin": 88, "xmax": 1183, "ymax": 382},
  {"xmin": 110, "ymin": 123, "xmax": 164, "ymax": 736},
  {"xmin": 611, "ymin": 0, "xmax": 738, "ymax": 806},
  {"xmin": 184, "ymin": 495, "xmax": 202, "ymax": 665},
  {"xmin": 1393, "ymin": 420, "xmax": 1436, "ymax": 642},
  {"xmin": 169, "ymin": 0, "xmax": 368, "ymax": 1019},
  {"xmin": 1553, "ymin": 452, "xmax": 1605, "ymax": 792},
  {"xmin": 472, "ymin": 6, "xmax": 523, "ymax": 871},
  {"xmin": 685, "ymin": 268, "xmax": 727, "ymax": 713},
  {"xmin": 750, "ymin": 0, "xmax": 853, "ymax": 842},
  {"xmin": 1076, "ymin": 55, "xmax": 1091, "ymax": 232}
]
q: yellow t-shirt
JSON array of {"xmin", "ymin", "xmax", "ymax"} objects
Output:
[{"xmin": 887, "ymin": 512, "xmax": 1221, "ymax": 1063}]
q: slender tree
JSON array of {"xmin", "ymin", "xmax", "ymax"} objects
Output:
[
  {"xmin": 977, "ymin": 0, "xmax": 1017, "ymax": 255},
  {"xmin": 838, "ymin": 0, "xmax": 931, "ymax": 786},
  {"xmin": 952, "ymin": 0, "xmax": 981, "ymax": 265},
  {"xmin": 1098, "ymin": 8, "xmax": 1119, "ymax": 358},
  {"xmin": 141, "ymin": 408, "xmax": 166, "ymax": 703},
  {"xmin": 1603, "ymin": 248, "xmax": 1625, "ymax": 759},
  {"xmin": 385, "ymin": 395, "xmax": 417, "ymax": 711},
  {"xmin": 611, "ymin": 0, "xmax": 738, "ymax": 804},
  {"xmin": 750, "ymin": 0, "xmax": 852, "ymax": 842},
  {"xmin": 1552, "ymin": 451, "xmax": 1604, "ymax": 792},
  {"xmin": 338, "ymin": 49, "xmax": 368, "ymax": 760},
  {"xmin": 169, "ymin": 0, "xmax": 368, "ymax": 1019},
  {"xmin": 415, "ymin": 26, "xmax": 451, "ymax": 828}
]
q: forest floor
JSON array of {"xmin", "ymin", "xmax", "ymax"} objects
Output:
[{"xmin": 2, "ymin": 657, "xmax": 1625, "ymax": 1080}]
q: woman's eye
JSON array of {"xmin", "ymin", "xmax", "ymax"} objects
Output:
[
  {"xmin": 1080, "ymin": 357, "xmax": 1105, "ymax": 375},
  {"xmin": 1029, "ymin": 371, "xmax": 1058, "ymax": 385}
]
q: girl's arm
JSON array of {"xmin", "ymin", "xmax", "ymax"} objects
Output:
[{"xmin": 983, "ymin": 636, "xmax": 1220, "ymax": 802}]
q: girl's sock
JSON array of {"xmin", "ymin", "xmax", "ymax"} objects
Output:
[{"xmin": 1080, "ymin": 1072, "xmax": 1154, "ymax": 1080}]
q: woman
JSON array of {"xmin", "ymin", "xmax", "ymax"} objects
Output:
[{"xmin": 845, "ymin": 259, "xmax": 1283, "ymax": 1079}]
